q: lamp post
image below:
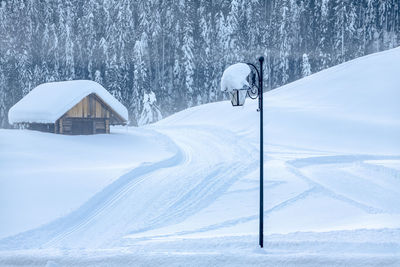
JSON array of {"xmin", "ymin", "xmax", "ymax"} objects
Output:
[
  {"xmin": 221, "ymin": 56, "xmax": 265, "ymax": 248},
  {"xmin": 258, "ymin": 56, "xmax": 264, "ymax": 248}
]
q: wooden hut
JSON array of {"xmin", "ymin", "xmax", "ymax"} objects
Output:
[{"xmin": 8, "ymin": 80, "xmax": 128, "ymax": 135}]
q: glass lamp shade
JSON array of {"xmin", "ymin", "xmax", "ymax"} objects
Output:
[{"xmin": 230, "ymin": 89, "xmax": 247, "ymax": 106}]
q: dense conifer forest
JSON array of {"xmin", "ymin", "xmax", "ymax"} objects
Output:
[{"xmin": 0, "ymin": 0, "xmax": 399, "ymax": 126}]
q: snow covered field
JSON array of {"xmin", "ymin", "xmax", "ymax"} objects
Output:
[
  {"xmin": 1, "ymin": 47, "xmax": 400, "ymax": 266},
  {"xmin": 0, "ymin": 127, "xmax": 175, "ymax": 240}
]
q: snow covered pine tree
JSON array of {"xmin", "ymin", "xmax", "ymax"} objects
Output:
[{"xmin": 138, "ymin": 91, "xmax": 162, "ymax": 126}]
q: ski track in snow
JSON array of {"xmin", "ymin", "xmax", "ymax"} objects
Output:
[
  {"xmin": 2, "ymin": 47, "xmax": 400, "ymax": 265},
  {"xmin": 1, "ymin": 125, "xmax": 399, "ymax": 265},
  {"xmin": 0, "ymin": 124, "xmax": 258, "ymax": 250},
  {"xmin": 1, "ymin": 122, "xmax": 399, "ymax": 265},
  {"xmin": 288, "ymin": 155, "xmax": 400, "ymax": 214}
]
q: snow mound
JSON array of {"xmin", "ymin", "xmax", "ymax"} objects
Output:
[
  {"xmin": 220, "ymin": 63, "xmax": 251, "ymax": 92},
  {"xmin": 8, "ymin": 80, "xmax": 129, "ymax": 124}
]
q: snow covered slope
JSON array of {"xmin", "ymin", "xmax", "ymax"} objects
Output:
[{"xmin": 0, "ymin": 47, "xmax": 400, "ymax": 266}]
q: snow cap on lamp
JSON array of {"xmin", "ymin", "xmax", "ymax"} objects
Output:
[{"xmin": 220, "ymin": 63, "xmax": 251, "ymax": 92}]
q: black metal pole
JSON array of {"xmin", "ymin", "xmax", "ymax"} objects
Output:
[{"xmin": 258, "ymin": 56, "xmax": 264, "ymax": 248}]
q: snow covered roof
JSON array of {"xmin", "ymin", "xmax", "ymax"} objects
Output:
[{"xmin": 8, "ymin": 80, "xmax": 129, "ymax": 124}]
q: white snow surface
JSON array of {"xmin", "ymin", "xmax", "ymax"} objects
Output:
[
  {"xmin": 8, "ymin": 80, "xmax": 129, "ymax": 124},
  {"xmin": 1, "ymin": 47, "xmax": 400, "ymax": 266},
  {"xmin": 220, "ymin": 63, "xmax": 251, "ymax": 92},
  {"xmin": 0, "ymin": 127, "xmax": 176, "ymax": 240}
]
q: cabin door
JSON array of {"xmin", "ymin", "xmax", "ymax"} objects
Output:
[{"xmin": 72, "ymin": 119, "xmax": 94, "ymax": 135}]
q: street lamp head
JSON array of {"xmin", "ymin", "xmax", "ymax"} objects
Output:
[{"xmin": 220, "ymin": 63, "xmax": 252, "ymax": 107}]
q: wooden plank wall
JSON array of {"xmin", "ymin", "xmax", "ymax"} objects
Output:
[
  {"xmin": 65, "ymin": 94, "xmax": 111, "ymax": 119},
  {"xmin": 57, "ymin": 94, "xmax": 124, "ymax": 134},
  {"xmin": 26, "ymin": 94, "xmax": 119, "ymax": 135}
]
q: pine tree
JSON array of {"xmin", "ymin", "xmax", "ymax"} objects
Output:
[
  {"xmin": 214, "ymin": 10, "xmax": 229, "ymax": 100},
  {"xmin": 131, "ymin": 40, "xmax": 147, "ymax": 125},
  {"xmin": 277, "ymin": 0, "xmax": 291, "ymax": 85},
  {"xmin": 365, "ymin": 0, "xmax": 379, "ymax": 53},
  {"xmin": 93, "ymin": 37, "xmax": 107, "ymax": 86},
  {"xmin": 64, "ymin": 1, "xmax": 75, "ymax": 80},
  {"xmin": 198, "ymin": 0, "xmax": 213, "ymax": 103},
  {"xmin": 301, "ymin": 53, "xmax": 312, "ymax": 77},
  {"xmin": 0, "ymin": 64, "xmax": 6, "ymax": 128},
  {"xmin": 182, "ymin": 1, "xmax": 195, "ymax": 107},
  {"xmin": 379, "ymin": 0, "xmax": 398, "ymax": 50},
  {"xmin": 48, "ymin": 23, "xmax": 60, "ymax": 82},
  {"xmin": 226, "ymin": 0, "xmax": 240, "ymax": 63},
  {"xmin": 138, "ymin": 91, "xmax": 162, "ymax": 126},
  {"xmin": 81, "ymin": 0, "xmax": 97, "ymax": 79},
  {"xmin": 315, "ymin": 0, "xmax": 332, "ymax": 71},
  {"xmin": 171, "ymin": 4, "xmax": 185, "ymax": 112},
  {"xmin": 0, "ymin": 1, "xmax": 7, "ymax": 126},
  {"xmin": 333, "ymin": 0, "xmax": 346, "ymax": 63}
]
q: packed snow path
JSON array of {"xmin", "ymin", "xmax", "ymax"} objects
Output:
[{"xmin": 0, "ymin": 124, "xmax": 258, "ymax": 249}]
